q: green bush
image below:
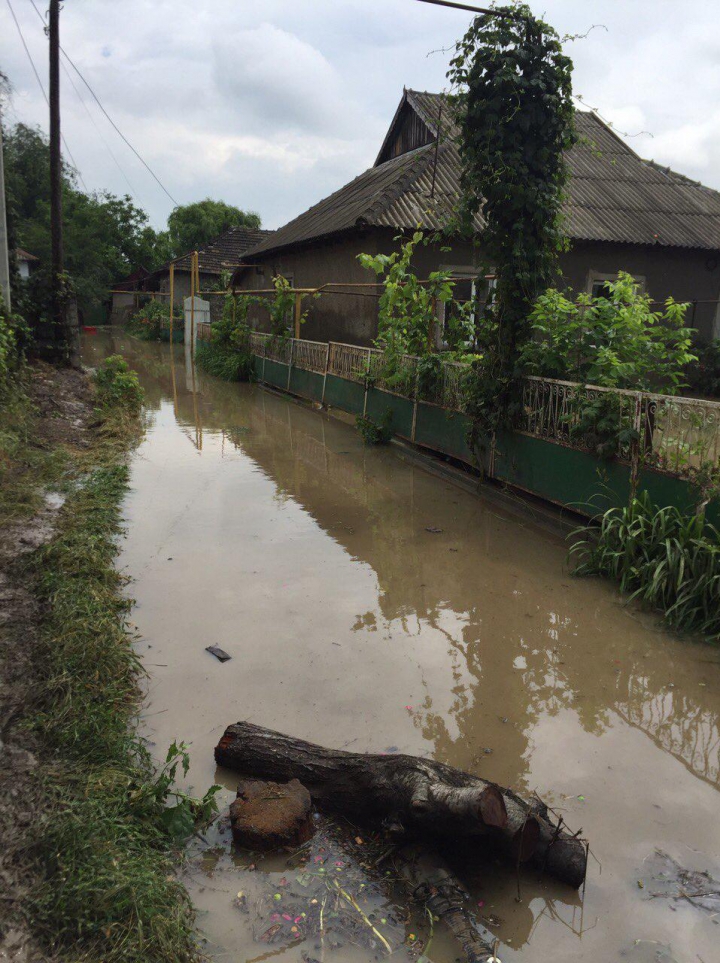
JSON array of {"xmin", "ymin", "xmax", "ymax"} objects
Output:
[
  {"xmin": 571, "ymin": 490, "xmax": 720, "ymax": 642},
  {"xmin": 0, "ymin": 293, "xmax": 31, "ymax": 390},
  {"xmin": 522, "ymin": 272, "xmax": 695, "ymax": 392},
  {"xmin": 195, "ymin": 339, "xmax": 253, "ymax": 381},
  {"xmin": 126, "ymin": 300, "xmax": 182, "ymax": 342},
  {"xmin": 356, "ymin": 410, "xmax": 394, "ymax": 445},
  {"xmin": 194, "ymin": 288, "xmax": 255, "ymax": 382},
  {"xmin": 95, "ymin": 355, "xmax": 144, "ymax": 413}
]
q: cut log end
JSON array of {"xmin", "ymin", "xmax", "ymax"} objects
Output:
[{"xmin": 478, "ymin": 785, "xmax": 507, "ymax": 830}]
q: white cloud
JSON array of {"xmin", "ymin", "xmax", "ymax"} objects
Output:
[{"xmin": 3, "ymin": 0, "xmax": 720, "ymax": 232}]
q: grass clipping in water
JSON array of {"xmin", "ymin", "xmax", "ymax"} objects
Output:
[
  {"xmin": 571, "ymin": 490, "xmax": 720, "ymax": 643},
  {"xmin": 9, "ymin": 358, "xmax": 212, "ymax": 962}
]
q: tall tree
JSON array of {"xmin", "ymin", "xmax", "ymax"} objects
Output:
[
  {"xmin": 3, "ymin": 123, "xmax": 169, "ymax": 323},
  {"xmin": 167, "ymin": 198, "xmax": 261, "ymax": 256}
]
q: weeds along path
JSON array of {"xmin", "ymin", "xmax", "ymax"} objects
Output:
[{"xmin": 0, "ymin": 360, "xmax": 205, "ymax": 963}]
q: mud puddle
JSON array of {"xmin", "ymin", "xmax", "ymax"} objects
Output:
[{"xmin": 82, "ymin": 330, "xmax": 720, "ymax": 962}]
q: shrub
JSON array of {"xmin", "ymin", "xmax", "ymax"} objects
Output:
[
  {"xmin": 571, "ymin": 490, "xmax": 720, "ymax": 642},
  {"xmin": 356, "ymin": 410, "xmax": 394, "ymax": 445},
  {"xmin": 126, "ymin": 300, "xmax": 181, "ymax": 342},
  {"xmin": 0, "ymin": 293, "xmax": 31, "ymax": 390},
  {"xmin": 521, "ymin": 273, "xmax": 695, "ymax": 392},
  {"xmin": 94, "ymin": 355, "xmax": 144, "ymax": 413},
  {"xmin": 195, "ymin": 289, "xmax": 255, "ymax": 382}
]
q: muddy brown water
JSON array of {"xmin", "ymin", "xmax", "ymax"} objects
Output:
[{"xmin": 83, "ymin": 331, "xmax": 720, "ymax": 963}]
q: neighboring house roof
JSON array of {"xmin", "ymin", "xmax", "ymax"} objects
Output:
[
  {"xmin": 241, "ymin": 89, "xmax": 720, "ymax": 262},
  {"xmin": 16, "ymin": 248, "xmax": 39, "ymax": 262},
  {"xmin": 113, "ymin": 266, "xmax": 150, "ymax": 291},
  {"xmin": 152, "ymin": 226, "xmax": 273, "ymax": 279}
]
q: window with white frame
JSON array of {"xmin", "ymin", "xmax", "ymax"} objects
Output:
[
  {"xmin": 587, "ymin": 271, "xmax": 645, "ymax": 299},
  {"xmin": 437, "ymin": 267, "xmax": 492, "ymax": 349}
]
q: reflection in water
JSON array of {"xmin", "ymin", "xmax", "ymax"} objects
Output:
[{"xmin": 82, "ymin": 330, "xmax": 720, "ymax": 963}]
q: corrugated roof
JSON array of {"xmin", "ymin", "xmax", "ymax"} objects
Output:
[
  {"xmin": 245, "ymin": 90, "xmax": 720, "ymax": 259},
  {"xmin": 154, "ymin": 226, "xmax": 273, "ymax": 277}
]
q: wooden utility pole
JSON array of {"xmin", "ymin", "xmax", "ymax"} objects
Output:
[
  {"xmin": 49, "ymin": 0, "xmax": 78, "ymax": 362},
  {"xmin": 0, "ymin": 112, "xmax": 11, "ymax": 313}
]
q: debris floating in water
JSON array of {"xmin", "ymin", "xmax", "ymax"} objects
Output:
[{"xmin": 206, "ymin": 645, "xmax": 231, "ymax": 662}]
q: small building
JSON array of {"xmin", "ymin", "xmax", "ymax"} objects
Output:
[
  {"xmin": 144, "ymin": 226, "xmax": 273, "ymax": 315},
  {"xmin": 233, "ymin": 89, "xmax": 720, "ymax": 345},
  {"xmin": 109, "ymin": 266, "xmax": 150, "ymax": 325},
  {"xmin": 16, "ymin": 248, "xmax": 39, "ymax": 280}
]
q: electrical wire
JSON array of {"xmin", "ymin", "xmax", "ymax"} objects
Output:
[
  {"xmin": 27, "ymin": 0, "xmax": 178, "ymax": 206},
  {"xmin": 60, "ymin": 58, "xmax": 140, "ymax": 200},
  {"xmin": 4, "ymin": 0, "xmax": 87, "ymax": 188}
]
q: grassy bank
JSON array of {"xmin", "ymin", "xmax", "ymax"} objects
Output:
[{"xmin": 1, "ymin": 357, "xmax": 211, "ymax": 962}]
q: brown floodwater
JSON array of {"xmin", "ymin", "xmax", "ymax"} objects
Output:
[{"xmin": 83, "ymin": 330, "xmax": 720, "ymax": 963}]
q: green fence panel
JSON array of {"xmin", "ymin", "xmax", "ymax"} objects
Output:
[
  {"xmin": 365, "ymin": 388, "xmax": 414, "ymax": 438},
  {"xmin": 289, "ymin": 367, "xmax": 324, "ymax": 402},
  {"xmin": 414, "ymin": 403, "xmax": 477, "ymax": 466},
  {"xmin": 253, "ymin": 356, "xmax": 264, "ymax": 379},
  {"xmin": 263, "ymin": 359, "xmax": 289, "ymax": 389},
  {"xmin": 493, "ymin": 432, "xmax": 633, "ymax": 515},
  {"xmin": 323, "ymin": 374, "xmax": 366, "ymax": 414}
]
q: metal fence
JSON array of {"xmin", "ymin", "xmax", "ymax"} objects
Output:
[{"xmin": 240, "ymin": 334, "xmax": 720, "ymax": 481}]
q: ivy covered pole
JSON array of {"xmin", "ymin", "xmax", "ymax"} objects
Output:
[{"xmin": 447, "ymin": 3, "xmax": 576, "ymax": 374}]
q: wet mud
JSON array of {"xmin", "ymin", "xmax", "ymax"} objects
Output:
[{"xmin": 82, "ymin": 330, "xmax": 720, "ymax": 962}]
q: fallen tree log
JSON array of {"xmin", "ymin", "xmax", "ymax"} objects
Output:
[{"xmin": 215, "ymin": 721, "xmax": 587, "ymax": 888}]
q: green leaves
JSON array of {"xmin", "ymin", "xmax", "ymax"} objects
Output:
[
  {"xmin": 448, "ymin": 4, "xmax": 576, "ymax": 369},
  {"xmin": 167, "ymin": 199, "xmax": 261, "ymax": 256},
  {"xmin": 521, "ymin": 272, "xmax": 695, "ymax": 393},
  {"xmin": 572, "ymin": 492, "xmax": 720, "ymax": 642}
]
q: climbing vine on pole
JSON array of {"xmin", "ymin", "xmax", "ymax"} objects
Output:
[{"xmin": 447, "ymin": 3, "xmax": 576, "ymax": 373}]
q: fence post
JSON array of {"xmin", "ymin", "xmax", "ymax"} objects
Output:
[
  {"xmin": 363, "ymin": 348, "xmax": 371, "ymax": 417},
  {"xmin": 287, "ymin": 337, "xmax": 294, "ymax": 391},
  {"xmin": 321, "ymin": 342, "xmax": 330, "ymax": 405},
  {"xmin": 411, "ymin": 367, "xmax": 419, "ymax": 442},
  {"xmin": 629, "ymin": 391, "xmax": 644, "ymax": 500},
  {"xmin": 261, "ymin": 336, "xmax": 266, "ymax": 384}
]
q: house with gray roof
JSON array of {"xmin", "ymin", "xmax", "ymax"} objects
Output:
[{"xmin": 233, "ymin": 89, "xmax": 720, "ymax": 345}]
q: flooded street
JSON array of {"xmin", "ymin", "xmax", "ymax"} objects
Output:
[{"xmin": 83, "ymin": 330, "xmax": 720, "ymax": 963}]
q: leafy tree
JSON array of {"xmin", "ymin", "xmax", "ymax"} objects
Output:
[
  {"xmin": 167, "ymin": 198, "xmax": 261, "ymax": 256},
  {"xmin": 2, "ymin": 122, "xmax": 170, "ymax": 322}
]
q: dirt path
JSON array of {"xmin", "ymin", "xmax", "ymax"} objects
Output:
[{"xmin": 0, "ymin": 363, "xmax": 94, "ymax": 962}]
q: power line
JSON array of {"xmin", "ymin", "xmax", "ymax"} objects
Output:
[
  {"xmin": 414, "ymin": 0, "xmax": 519, "ymax": 16},
  {"xmin": 5, "ymin": 0, "xmax": 88, "ymax": 189},
  {"xmin": 60, "ymin": 58, "xmax": 140, "ymax": 200},
  {"xmin": 27, "ymin": 0, "xmax": 178, "ymax": 207}
]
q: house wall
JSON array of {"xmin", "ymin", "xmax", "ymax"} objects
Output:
[
  {"xmin": 237, "ymin": 233, "xmax": 382, "ymax": 345},
  {"xmin": 559, "ymin": 241, "xmax": 720, "ymax": 342},
  {"xmin": 238, "ymin": 230, "xmax": 720, "ymax": 346}
]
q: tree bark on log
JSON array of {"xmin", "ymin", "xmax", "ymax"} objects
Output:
[{"xmin": 215, "ymin": 721, "xmax": 587, "ymax": 889}]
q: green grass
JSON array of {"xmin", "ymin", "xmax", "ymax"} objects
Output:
[
  {"xmin": 571, "ymin": 490, "xmax": 720, "ymax": 642},
  {"xmin": 195, "ymin": 339, "xmax": 253, "ymax": 381},
  {"xmin": 1, "ymin": 362, "xmax": 208, "ymax": 962}
]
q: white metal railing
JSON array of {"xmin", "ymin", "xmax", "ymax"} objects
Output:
[{"xmin": 240, "ymin": 334, "xmax": 720, "ymax": 481}]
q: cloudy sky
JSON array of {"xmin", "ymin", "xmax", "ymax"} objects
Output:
[{"xmin": 2, "ymin": 0, "xmax": 720, "ymax": 231}]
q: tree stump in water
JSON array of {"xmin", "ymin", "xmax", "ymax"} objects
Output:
[
  {"xmin": 215, "ymin": 721, "xmax": 587, "ymax": 888},
  {"xmin": 229, "ymin": 777, "xmax": 314, "ymax": 851}
]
